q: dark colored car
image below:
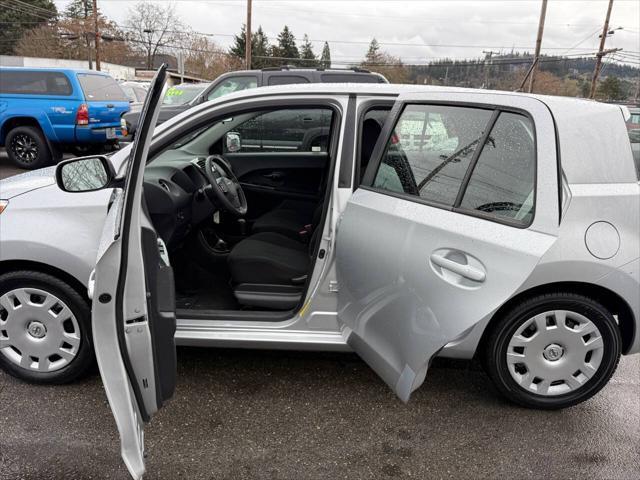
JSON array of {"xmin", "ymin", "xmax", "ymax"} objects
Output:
[{"xmin": 123, "ymin": 67, "xmax": 388, "ymax": 137}]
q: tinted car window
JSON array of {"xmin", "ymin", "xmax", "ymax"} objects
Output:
[
  {"xmin": 373, "ymin": 104, "xmax": 493, "ymax": 206},
  {"xmin": 267, "ymin": 75, "xmax": 310, "ymax": 86},
  {"xmin": 207, "ymin": 76, "xmax": 258, "ymax": 100},
  {"xmin": 77, "ymin": 74, "xmax": 128, "ymax": 102},
  {"xmin": 359, "ymin": 107, "xmax": 391, "ymax": 182},
  {"xmin": 460, "ymin": 112, "xmax": 536, "ymax": 225},
  {"xmin": 227, "ymin": 108, "xmax": 333, "ymax": 153},
  {"xmin": 0, "ymin": 70, "xmax": 72, "ymax": 95}
]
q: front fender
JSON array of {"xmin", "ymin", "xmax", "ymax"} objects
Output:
[
  {"xmin": 1, "ymin": 110, "xmax": 59, "ymax": 142},
  {"xmin": 0, "ymin": 184, "xmax": 112, "ymax": 287}
]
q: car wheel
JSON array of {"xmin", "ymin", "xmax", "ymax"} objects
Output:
[
  {"xmin": 6, "ymin": 126, "xmax": 52, "ymax": 169},
  {"xmin": 483, "ymin": 293, "xmax": 621, "ymax": 409},
  {"xmin": 0, "ymin": 271, "xmax": 94, "ymax": 384}
]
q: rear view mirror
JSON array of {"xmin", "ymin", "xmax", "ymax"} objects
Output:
[
  {"xmin": 225, "ymin": 132, "xmax": 241, "ymax": 153},
  {"xmin": 55, "ymin": 156, "xmax": 116, "ymax": 192}
]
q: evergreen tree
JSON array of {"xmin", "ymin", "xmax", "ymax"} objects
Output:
[
  {"xmin": 64, "ymin": 0, "xmax": 92, "ymax": 19},
  {"xmin": 229, "ymin": 24, "xmax": 248, "ymax": 59},
  {"xmin": 320, "ymin": 41, "xmax": 331, "ymax": 69},
  {"xmin": 252, "ymin": 26, "xmax": 271, "ymax": 68},
  {"xmin": 273, "ymin": 25, "xmax": 299, "ymax": 65},
  {"xmin": 597, "ymin": 76, "xmax": 625, "ymax": 101},
  {"xmin": 0, "ymin": 0, "xmax": 57, "ymax": 55},
  {"xmin": 365, "ymin": 38, "xmax": 381, "ymax": 64},
  {"xmin": 299, "ymin": 34, "xmax": 318, "ymax": 67},
  {"xmin": 229, "ymin": 24, "xmax": 272, "ymax": 68}
]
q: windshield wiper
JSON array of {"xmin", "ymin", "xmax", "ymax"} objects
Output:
[{"xmin": 417, "ymin": 135, "xmax": 494, "ymax": 193}]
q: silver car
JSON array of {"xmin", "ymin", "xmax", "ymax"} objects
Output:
[{"xmin": 1, "ymin": 66, "xmax": 639, "ymax": 478}]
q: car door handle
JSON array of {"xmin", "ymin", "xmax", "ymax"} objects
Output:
[
  {"xmin": 263, "ymin": 172, "xmax": 284, "ymax": 181},
  {"xmin": 430, "ymin": 253, "xmax": 486, "ymax": 282}
]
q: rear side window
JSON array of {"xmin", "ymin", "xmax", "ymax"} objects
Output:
[
  {"xmin": 225, "ymin": 108, "xmax": 333, "ymax": 153},
  {"xmin": 77, "ymin": 74, "xmax": 128, "ymax": 102},
  {"xmin": 371, "ymin": 103, "xmax": 536, "ymax": 227},
  {"xmin": 320, "ymin": 74, "xmax": 380, "ymax": 83},
  {"xmin": 267, "ymin": 75, "xmax": 310, "ymax": 86},
  {"xmin": 373, "ymin": 104, "xmax": 493, "ymax": 206},
  {"xmin": 0, "ymin": 70, "xmax": 72, "ymax": 96},
  {"xmin": 459, "ymin": 112, "xmax": 536, "ymax": 225}
]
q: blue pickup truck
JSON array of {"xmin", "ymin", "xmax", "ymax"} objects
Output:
[{"xmin": 0, "ymin": 67, "xmax": 130, "ymax": 169}]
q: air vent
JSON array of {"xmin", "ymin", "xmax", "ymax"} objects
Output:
[{"xmin": 194, "ymin": 157, "xmax": 207, "ymax": 170}]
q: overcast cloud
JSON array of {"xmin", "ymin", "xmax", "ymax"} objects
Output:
[{"xmin": 53, "ymin": 0, "xmax": 640, "ymax": 66}]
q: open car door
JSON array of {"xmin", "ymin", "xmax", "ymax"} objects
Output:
[
  {"xmin": 92, "ymin": 65, "xmax": 176, "ymax": 478},
  {"xmin": 336, "ymin": 91, "xmax": 560, "ymax": 402}
]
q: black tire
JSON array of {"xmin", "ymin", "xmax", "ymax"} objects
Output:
[
  {"xmin": 0, "ymin": 271, "xmax": 94, "ymax": 384},
  {"xmin": 483, "ymin": 293, "xmax": 621, "ymax": 410},
  {"xmin": 5, "ymin": 126, "xmax": 52, "ymax": 169}
]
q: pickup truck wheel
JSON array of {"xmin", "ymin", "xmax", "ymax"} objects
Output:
[
  {"xmin": 6, "ymin": 126, "xmax": 52, "ymax": 169},
  {"xmin": 0, "ymin": 271, "xmax": 94, "ymax": 384},
  {"xmin": 483, "ymin": 293, "xmax": 621, "ymax": 410}
]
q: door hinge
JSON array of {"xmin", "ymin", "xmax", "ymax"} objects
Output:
[{"xmin": 328, "ymin": 281, "xmax": 339, "ymax": 293}]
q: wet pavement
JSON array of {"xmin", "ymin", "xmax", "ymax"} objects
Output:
[
  {"xmin": 0, "ymin": 161, "xmax": 639, "ymax": 480},
  {"xmin": 0, "ymin": 349, "xmax": 638, "ymax": 480},
  {"xmin": 0, "ymin": 150, "xmax": 27, "ymax": 180}
]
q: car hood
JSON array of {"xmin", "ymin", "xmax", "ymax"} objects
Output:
[{"xmin": 0, "ymin": 166, "xmax": 56, "ymax": 199}]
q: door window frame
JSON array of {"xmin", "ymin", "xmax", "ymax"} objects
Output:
[
  {"xmin": 360, "ymin": 100, "xmax": 538, "ymax": 229},
  {"xmin": 141, "ymin": 95, "xmax": 346, "ymax": 322},
  {"xmin": 353, "ymin": 98, "xmax": 396, "ymax": 190}
]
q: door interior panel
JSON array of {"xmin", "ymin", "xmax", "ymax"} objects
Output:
[
  {"xmin": 140, "ymin": 226, "xmax": 177, "ymax": 406},
  {"xmin": 225, "ymin": 151, "xmax": 328, "ymax": 219}
]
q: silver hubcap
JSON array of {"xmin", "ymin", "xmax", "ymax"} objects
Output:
[
  {"xmin": 0, "ymin": 288, "xmax": 81, "ymax": 372},
  {"xmin": 506, "ymin": 310, "xmax": 604, "ymax": 396}
]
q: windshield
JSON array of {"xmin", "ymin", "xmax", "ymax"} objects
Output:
[{"xmin": 162, "ymin": 85, "xmax": 205, "ymax": 106}]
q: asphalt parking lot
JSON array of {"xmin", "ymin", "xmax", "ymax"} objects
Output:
[
  {"xmin": 0, "ymin": 161, "xmax": 639, "ymax": 480},
  {"xmin": 0, "ymin": 150, "xmax": 27, "ymax": 180}
]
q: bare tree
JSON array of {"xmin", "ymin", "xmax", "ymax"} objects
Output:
[
  {"xmin": 125, "ymin": 1, "xmax": 185, "ymax": 69},
  {"xmin": 360, "ymin": 39, "xmax": 409, "ymax": 83},
  {"xmin": 183, "ymin": 35, "xmax": 242, "ymax": 80},
  {"xmin": 15, "ymin": 16, "xmax": 133, "ymax": 66}
]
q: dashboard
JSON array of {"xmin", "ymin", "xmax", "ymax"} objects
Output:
[{"xmin": 143, "ymin": 153, "xmax": 217, "ymax": 249}]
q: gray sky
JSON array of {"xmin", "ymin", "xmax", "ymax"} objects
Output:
[{"xmin": 53, "ymin": 0, "xmax": 640, "ymax": 66}]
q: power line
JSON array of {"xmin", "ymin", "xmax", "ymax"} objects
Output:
[
  {"xmin": 13, "ymin": 0, "xmax": 58, "ymax": 16},
  {"xmin": 0, "ymin": 1, "xmax": 56, "ymax": 21}
]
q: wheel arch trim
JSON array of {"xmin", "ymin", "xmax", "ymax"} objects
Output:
[
  {"xmin": 0, "ymin": 259, "xmax": 90, "ymax": 304},
  {"xmin": 475, "ymin": 281, "xmax": 636, "ymax": 357}
]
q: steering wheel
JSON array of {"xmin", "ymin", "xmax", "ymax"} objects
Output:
[{"xmin": 202, "ymin": 155, "xmax": 247, "ymax": 216}]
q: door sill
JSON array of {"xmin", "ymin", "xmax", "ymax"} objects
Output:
[{"xmin": 174, "ymin": 321, "xmax": 350, "ymax": 351}]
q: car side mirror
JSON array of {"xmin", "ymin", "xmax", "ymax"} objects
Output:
[
  {"xmin": 225, "ymin": 132, "xmax": 241, "ymax": 153},
  {"xmin": 55, "ymin": 155, "xmax": 116, "ymax": 192}
]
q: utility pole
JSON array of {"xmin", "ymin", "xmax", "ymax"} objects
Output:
[
  {"xmin": 482, "ymin": 50, "xmax": 499, "ymax": 89},
  {"xmin": 245, "ymin": 0, "xmax": 252, "ymax": 69},
  {"xmin": 83, "ymin": 0, "xmax": 92, "ymax": 69},
  {"xmin": 528, "ymin": 0, "xmax": 548, "ymax": 93},
  {"xmin": 93, "ymin": 0, "xmax": 101, "ymax": 71},
  {"xmin": 589, "ymin": 0, "xmax": 614, "ymax": 99}
]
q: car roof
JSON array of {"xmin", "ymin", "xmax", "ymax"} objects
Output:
[
  {"xmin": 208, "ymin": 82, "xmax": 636, "ymax": 184},
  {"xmin": 0, "ymin": 66, "xmax": 111, "ymax": 76}
]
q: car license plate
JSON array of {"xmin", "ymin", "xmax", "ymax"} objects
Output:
[{"xmin": 106, "ymin": 128, "xmax": 117, "ymax": 139}]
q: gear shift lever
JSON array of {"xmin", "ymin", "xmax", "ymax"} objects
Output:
[{"xmin": 237, "ymin": 218, "xmax": 247, "ymax": 236}]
